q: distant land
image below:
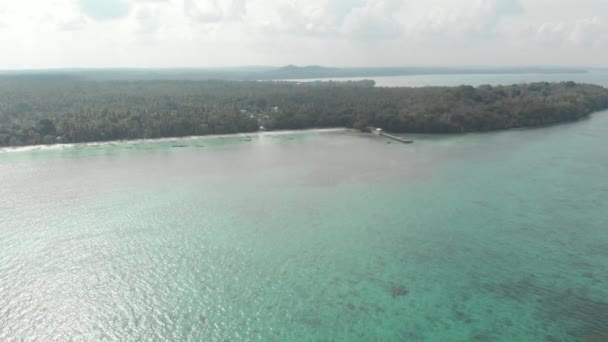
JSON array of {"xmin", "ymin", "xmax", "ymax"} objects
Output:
[{"xmin": 0, "ymin": 66, "xmax": 591, "ymax": 82}]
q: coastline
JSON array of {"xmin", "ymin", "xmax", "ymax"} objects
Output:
[
  {"xmin": 2, "ymin": 106, "xmax": 607, "ymax": 155},
  {"xmin": 0, "ymin": 128, "xmax": 352, "ymax": 154}
]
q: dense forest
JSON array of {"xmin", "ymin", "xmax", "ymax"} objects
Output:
[{"xmin": 0, "ymin": 78, "xmax": 607, "ymax": 147}]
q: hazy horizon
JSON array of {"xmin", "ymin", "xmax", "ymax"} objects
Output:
[
  {"xmin": 0, "ymin": 65, "xmax": 602, "ymax": 73},
  {"xmin": 1, "ymin": 0, "xmax": 608, "ymax": 69}
]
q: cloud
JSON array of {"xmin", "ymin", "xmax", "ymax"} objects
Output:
[
  {"xmin": 535, "ymin": 22, "xmax": 567, "ymax": 44},
  {"xmin": 399, "ymin": 0, "xmax": 525, "ymax": 40},
  {"xmin": 252, "ymin": 0, "xmax": 525, "ymax": 41},
  {"xmin": 569, "ymin": 17, "xmax": 605, "ymax": 46},
  {"xmin": 269, "ymin": 0, "xmax": 336, "ymax": 36},
  {"xmin": 0, "ymin": 0, "xmax": 607, "ymax": 69},
  {"xmin": 340, "ymin": 0, "xmax": 404, "ymax": 39},
  {"xmin": 57, "ymin": 15, "xmax": 88, "ymax": 31},
  {"xmin": 184, "ymin": 0, "xmax": 246, "ymax": 23},
  {"xmin": 127, "ymin": 0, "xmax": 181, "ymax": 36},
  {"xmin": 534, "ymin": 17, "xmax": 606, "ymax": 47},
  {"xmin": 134, "ymin": 6, "xmax": 158, "ymax": 33},
  {"xmin": 255, "ymin": 0, "xmax": 402, "ymax": 39},
  {"xmin": 490, "ymin": 0, "xmax": 523, "ymax": 16},
  {"xmin": 0, "ymin": 5, "xmax": 6, "ymax": 28},
  {"xmin": 78, "ymin": 0, "xmax": 131, "ymax": 21}
]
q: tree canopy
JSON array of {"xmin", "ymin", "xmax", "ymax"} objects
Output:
[{"xmin": 0, "ymin": 78, "xmax": 607, "ymax": 147}]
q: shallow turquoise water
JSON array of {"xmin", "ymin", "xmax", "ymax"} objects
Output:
[{"xmin": 1, "ymin": 116, "xmax": 608, "ymax": 341}]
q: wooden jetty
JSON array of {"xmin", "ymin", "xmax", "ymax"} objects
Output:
[{"xmin": 366, "ymin": 127, "xmax": 413, "ymax": 144}]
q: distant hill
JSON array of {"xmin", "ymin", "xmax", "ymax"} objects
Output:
[{"xmin": 0, "ymin": 66, "xmax": 589, "ymax": 82}]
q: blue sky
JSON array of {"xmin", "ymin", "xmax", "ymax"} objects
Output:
[{"xmin": 0, "ymin": 0, "xmax": 606, "ymax": 69}]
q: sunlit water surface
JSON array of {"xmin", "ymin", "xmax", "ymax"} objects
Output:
[
  {"xmin": 285, "ymin": 69, "xmax": 608, "ymax": 88},
  {"xmin": 1, "ymin": 115, "xmax": 608, "ymax": 341}
]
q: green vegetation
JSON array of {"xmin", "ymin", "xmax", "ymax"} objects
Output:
[{"xmin": 0, "ymin": 78, "xmax": 607, "ymax": 147}]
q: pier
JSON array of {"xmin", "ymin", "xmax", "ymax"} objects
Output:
[{"xmin": 367, "ymin": 127, "xmax": 414, "ymax": 144}]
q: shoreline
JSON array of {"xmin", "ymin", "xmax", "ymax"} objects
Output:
[
  {"xmin": 0, "ymin": 128, "xmax": 352, "ymax": 154},
  {"xmin": 2, "ymin": 108, "xmax": 607, "ymax": 154}
]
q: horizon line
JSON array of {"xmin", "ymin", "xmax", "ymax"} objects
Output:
[{"xmin": 0, "ymin": 65, "xmax": 600, "ymax": 73}]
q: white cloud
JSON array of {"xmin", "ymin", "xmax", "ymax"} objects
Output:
[
  {"xmin": 398, "ymin": 0, "xmax": 523, "ymax": 40},
  {"xmin": 533, "ymin": 17, "xmax": 607, "ymax": 47},
  {"xmin": 184, "ymin": 0, "xmax": 247, "ymax": 23},
  {"xmin": 0, "ymin": 4, "xmax": 10, "ymax": 29},
  {"xmin": 568, "ymin": 17, "xmax": 605, "ymax": 46},
  {"xmin": 133, "ymin": 2, "xmax": 169, "ymax": 34},
  {"xmin": 251, "ymin": 0, "xmax": 403, "ymax": 39},
  {"xmin": 0, "ymin": 0, "xmax": 607, "ymax": 68},
  {"xmin": 536, "ymin": 22, "xmax": 567, "ymax": 44},
  {"xmin": 269, "ymin": 0, "xmax": 337, "ymax": 36},
  {"xmin": 78, "ymin": 0, "xmax": 132, "ymax": 21},
  {"xmin": 339, "ymin": 0, "xmax": 403, "ymax": 39},
  {"xmin": 134, "ymin": 6, "xmax": 160, "ymax": 34},
  {"xmin": 57, "ymin": 15, "xmax": 88, "ymax": 31}
]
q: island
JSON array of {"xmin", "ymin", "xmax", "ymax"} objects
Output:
[
  {"xmin": 0, "ymin": 66, "xmax": 589, "ymax": 81},
  {"xmin": 0, "ymin": 78, "xmax": 607, "ymax": 147}
]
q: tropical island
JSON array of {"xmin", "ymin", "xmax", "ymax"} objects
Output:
[{"xmin": 1, "ymin": 77, "xmax": 607, "ymax": 147}]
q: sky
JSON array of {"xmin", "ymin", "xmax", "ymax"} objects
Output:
[{"xmin": 0, "ymin": 0, "xmax": 607, "ymax": 69}]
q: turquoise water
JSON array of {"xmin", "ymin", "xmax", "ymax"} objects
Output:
[{"xmin": 1, "ymin": 116, "xmax": 608, "ymax": 341}]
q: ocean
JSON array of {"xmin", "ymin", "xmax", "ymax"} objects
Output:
[{"xmin": 1, "ymin": 77, "xmax": 608, "ymax": 341}]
